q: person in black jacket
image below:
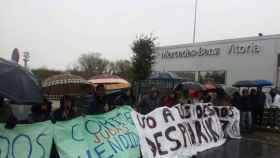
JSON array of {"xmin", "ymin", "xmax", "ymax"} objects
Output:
[
  {"xmin": 250, "ymin": 89, "xmax": 258, "ymax": 129},
  {"xmin": 27, "ymin": 98, "xmax": 52, "ymax": 123},
  {"xmin": 138, "ymin": 87, "xmax": 161, "ymax": 114},
  {"xmin": 0, "ymin": 97, "xmax": 17, "ymax": 129},
  {"xmin": 89, "ymin": 84, "xmax": 109, "ymax": 114},
  {"xmin": 231, "ymin": 92, "xmax": 241, "ymax": 109},
  {"xmin": 53, "ymin": 95, "xmax": 80, "ymax": 122},
  {"xmin": 114, "ymin": 88, "xmax": 136, "ymax": 107},
  {"xmin": 240, "ymin": 89, "xmax": 253, "ymax": 132},
  {"xmin": 255, "ymin": 88, "xmax": 266, "ymax": 127}
]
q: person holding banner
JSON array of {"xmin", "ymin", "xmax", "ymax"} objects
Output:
[
  {"xmin": 27, "ymin": 98, "xmax": 52, "ymax": 123},
  {"xmin": 231, "ymin": 92, "xmax": 241, "ymax": 110},
  {"xmin": 177, "ymin": 89, "xmax": 192, "ymax": 104},
  {"xmin": 213, "ymin": 88, "xmax": 230, "ymax": 107},
  {"xmin": 53, "ymin": 95, "xmax": 80, "ymax": 122},
  {"xmin": 200, "ymin": 90, "xmax": 212, "ymax": 103},
  {"xmin": 188, "ymin": 89, "xmax": 202, "ymax": 103},
  {"xmin": 89, "ymin": 84, "xmax": 109, "ymax": 114},
  {"xmin": 0, "ymin": 97, "xmax": 11, "ymax": 122},
  {"xmin": 114, "ymin": 88, "xmax": 136, "ymax": 107},
  {"xmin": 138, "ymin": 87, "xmax": 161, "ymax": 114},
  {"xmin": 0, "ymin": 97, "xmax": 17, "ymax": 129},
  {"xmin": 160, "ymin": 91, "xmax": 178, "ymax": 107}
]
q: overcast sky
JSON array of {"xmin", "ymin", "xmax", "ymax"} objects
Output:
[{"xmin": 0, "ymin": 0, "xmax": 279, "ymax": 70}]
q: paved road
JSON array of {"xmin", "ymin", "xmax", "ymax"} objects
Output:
[{"xmin": 196, "ymin": 133, "xmax": 280, "ymax": 158}]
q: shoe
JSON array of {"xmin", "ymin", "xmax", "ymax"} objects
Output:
[
  {"xmin": 274, "ymin": 126, "xmax": 279, "ymax": 130},
  {"xmin": 267, "ymin": 126, "xmax": 271, "ymax": 128}
]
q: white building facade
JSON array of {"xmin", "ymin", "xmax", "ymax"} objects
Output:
[{"xmin": 153, "ymin": 34, "xmax": 280, "ymax": 86}]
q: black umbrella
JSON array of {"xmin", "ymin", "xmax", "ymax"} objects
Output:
[
  {"xmin": 0, "ymin": 58, "xmax": 43, "ymax": 104},
  {"xmin": 174, "ymin": 81, "xmax": 204, "ymax": 91},
  {"xmin": 232, "ymin": 80, "xmax": 258, "ymax": 88}
]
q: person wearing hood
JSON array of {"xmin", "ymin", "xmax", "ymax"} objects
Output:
[{"xmin": 138, "ymin": 87, "xmax": 161, "ymax": 114}]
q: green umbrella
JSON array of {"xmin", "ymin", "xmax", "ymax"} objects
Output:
[{"xmin": 224, "ymin": 87, "xmax": 239, "ymax": 96}]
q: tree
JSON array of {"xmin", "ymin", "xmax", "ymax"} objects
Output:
[
  {"xmin": 76, "ymin": 52, "xmax": 110, "ymax": 79},
  {"xmin": 112, "ymin": 60, "xmax": 133, "ymax": 82},
  {"xmin": 131, "ymin": 33, "xmax": 157, "ymax": 81}
]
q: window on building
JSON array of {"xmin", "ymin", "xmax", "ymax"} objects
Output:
[
  {"xmin": 172, "ymin": 71, "xmax": 196, "ymax": 81},
  {"xmin": 198, "ymin": 70, "xmax": 226, "ymax": 84}
]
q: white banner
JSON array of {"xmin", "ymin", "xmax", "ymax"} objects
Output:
[
  {"xmin": 131, "ymin": 103, "xmax": 226, "ymax": 158},
  {"xmin": 212, "ymin": 106, "xmax": 241, "ymax": 139}
]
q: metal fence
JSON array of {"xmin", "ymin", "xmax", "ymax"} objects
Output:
[{"xmin": 133, "ymin": 79, "xmax": 186, "ymax": 101}]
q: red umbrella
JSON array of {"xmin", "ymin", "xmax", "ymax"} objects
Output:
[
  {"xmin": 188, "ymin": 89, "xmax": 199, "ymax": 98},
  {"xmin": 203, "ymin": 83, "xmax": 217, "ymax": 92}
]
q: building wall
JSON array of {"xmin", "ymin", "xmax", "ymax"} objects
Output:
[{"xmin": 153, "ymin": 35, "xmax": 280, "ymax": 86}]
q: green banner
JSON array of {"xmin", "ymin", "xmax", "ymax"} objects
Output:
[
  {"xmin": 0, "ymin": 121, "xmax": 53, "ymax": 158},
  {"xmin": 54, "ymin": 106, "xmax": 141, "ymax": 158}
]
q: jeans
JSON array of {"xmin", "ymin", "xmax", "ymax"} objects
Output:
[
  {"xmin": 268, "ymin": 108, "xmax": 279, "ymax": 127},
  {"xmin": 253, "ymin": 109, "xmax": 264, "ymax": 127},
  {"xmin": 241, "ymin": 111, "xmax": 252, "ymax": 131},
  {"xmin": 256, "ymin": 109, "xmax": 264, "ymax": 126}
]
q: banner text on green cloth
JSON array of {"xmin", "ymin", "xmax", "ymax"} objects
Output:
[
  {"xmin": 0, "ymin": 121, "xmax": 53, "ymax": 158},
  {"xmin": 54, "ymin": 106, "xmax": 141, "ymax": 158}
]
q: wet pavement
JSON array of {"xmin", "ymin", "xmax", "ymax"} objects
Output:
[{"xmin": 196, "ymin": 132, "xmax": 280, "ymax": 158}]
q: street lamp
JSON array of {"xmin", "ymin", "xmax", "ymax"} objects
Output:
[
  {"xmin": 192, "ymin": 0, "xmax": 198, "ymax": 44},
  {"xmin": 23, "ymin": 52, "xmax": 30, "ymax": 68}
]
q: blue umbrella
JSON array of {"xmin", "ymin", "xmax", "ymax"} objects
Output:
[
  {"xmin": 254, "ymin": 80, "xmax": 273, "ymax": 87},
  {"xmin": 0, "ymin": 58, "xmax": 43, "ymax": 104},
  {"xmin": 148, "ymin": 72, "xmax": 181, "ymax": 80}
]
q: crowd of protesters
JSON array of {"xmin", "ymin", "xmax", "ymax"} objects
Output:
[
  {"xmin": 230, "ymin": 87, "xmax": 280, "ymax": 132},
  {"xmin": 1, "ymin": 85, "xmax": 280, "ymax": 132},
  {"xmin": 2, "ymin": 83, "xmax": 280, "ymax": 158},
  {"xmin": 136, "ymin": 86, "xmax": 280, "ymax": 134}
]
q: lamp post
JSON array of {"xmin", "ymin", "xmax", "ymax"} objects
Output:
[
  {"xmin": 23, "ymin": 52, "xmax": 30, "ymax": 68},
  {"xmin": 192, "ymin": 0, "xmax": 198, "ymax": 44}
]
